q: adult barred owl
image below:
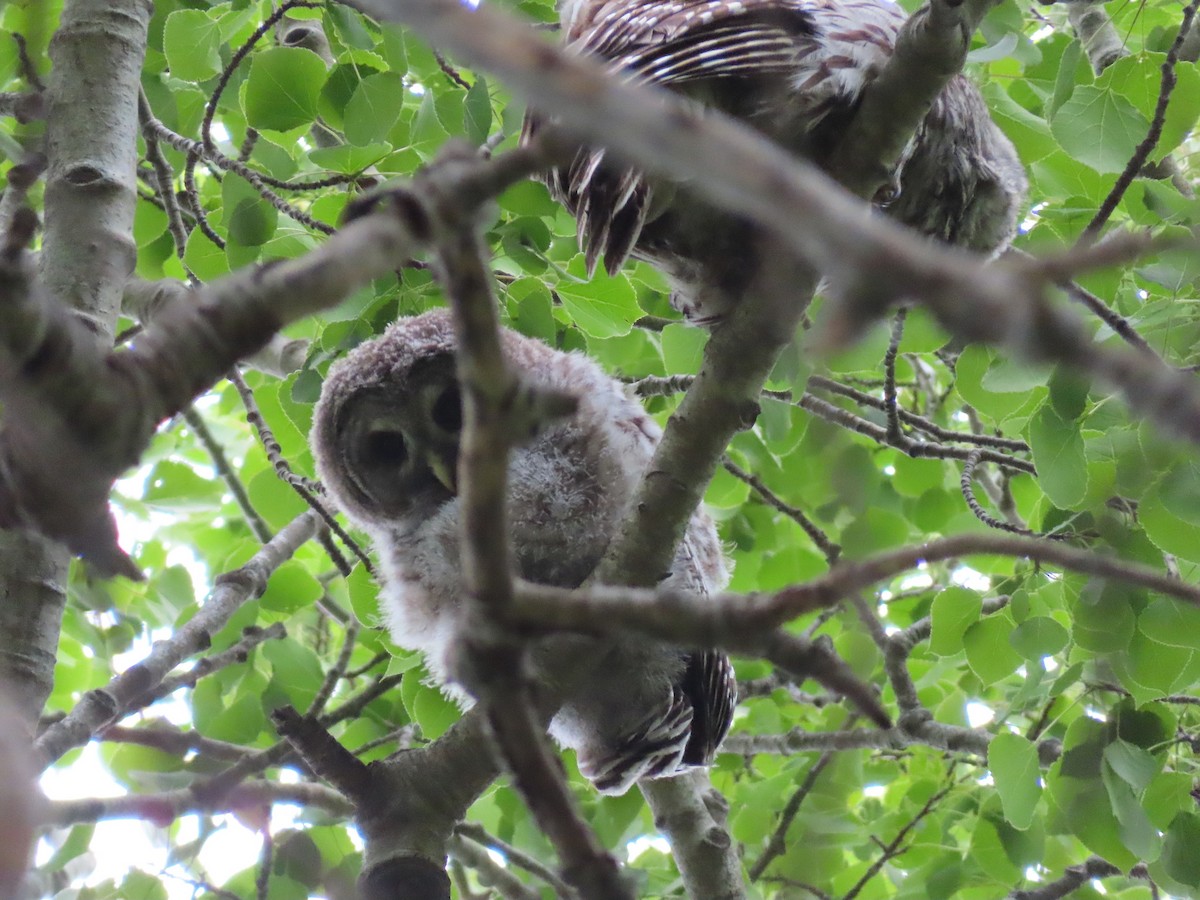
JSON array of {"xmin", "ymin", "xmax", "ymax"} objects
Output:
[
  {"xmin": 524, "ymin": 0, "xmax": 1028, "ymax": 325},
  {"xmin": 311, "ymin": 310, "xmax": 735, "ymax": 794}
]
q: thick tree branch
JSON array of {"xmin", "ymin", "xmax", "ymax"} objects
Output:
[
  {"xmin": 0, "ymin": 0, "xmax": 151, "ymax": 732},
  {"xmin": 599, "ymin": 237, "xmax": 817, "ymax": 587},
  {"xmin": 1066, "ymin": 2, "xmax": 1125, "ymax": 75},
  {"xmin": 431, "ymin": 155, "xmax": 630, "ymax": 899},
  {"xmin": 640, "ymin": 772, "xmax": 743, "ymax": 900},
  {"xmin": 827, "ymin": 0, "xmax": 999, "ymax": 197},
  {"xmin": 509, "ymin": 532, "xmax": 1200, "ymax": 647}
]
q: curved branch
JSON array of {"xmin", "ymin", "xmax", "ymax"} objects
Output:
[
  {"xmin": 510, "ymin": 532, "xmax": 1200, "ymax": 647},
  {"xmin": 32, "ymin": 511, "xmax": 321, "ymax": 768}
]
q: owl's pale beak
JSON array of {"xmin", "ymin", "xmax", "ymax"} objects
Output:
[{"xmin": 426, "ymin": 451, "xmax": 458, "ymax": 494}]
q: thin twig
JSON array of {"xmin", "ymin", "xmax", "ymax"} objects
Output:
[
  {"xmin": 883, "ymin": 309, "xmax": 907, "ymax": 444},
  {"xmin": 1081, "ymin": 0, "xmax": 1200, "ymax": 241},
  {"xmin": 960, "ymin": 449, "xmax": 1046, "ymax": 538},
  {"xmin": 749, "ymin": 743, "xmax": 842, "ymax": 881},
  {"xmin": 722, "ymin": 457, "xmax": 841, "ymax": 563}
]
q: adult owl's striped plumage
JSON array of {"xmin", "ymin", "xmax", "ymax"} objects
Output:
[{"xmin": 524, "ymin": 0, "xmax": 1027, "ymax": 325}]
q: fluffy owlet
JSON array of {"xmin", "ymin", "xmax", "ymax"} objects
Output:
[
  {"xmin": 523, "ymin": 0, "xmax": 1028, "ymax": 325},
  {"xmin": 311, "ymin": 310, "xmax": 735, "ymax": 794}
]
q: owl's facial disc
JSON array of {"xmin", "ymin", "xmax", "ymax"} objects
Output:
[{"xmin": 335, "ymin": 362, "xmax": 464, "ymax": 515}]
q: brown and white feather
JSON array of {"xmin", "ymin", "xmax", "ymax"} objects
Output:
[{"xmin": 524, "ymin": 0, "xmax": 1027, "ymax": 325}]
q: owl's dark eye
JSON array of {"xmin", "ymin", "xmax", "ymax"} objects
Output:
[
  {"xmin": 431, "ymin": 385, "xmax": 462, "ymax": 434},
  {"xmin": 362, "ymin": 429, "xmax": 408, "ymax": 467}
]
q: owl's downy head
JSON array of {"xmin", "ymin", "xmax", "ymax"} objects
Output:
[{"xmin": 312, "ymin": 311, "xmax": 467, "ymax": 530}]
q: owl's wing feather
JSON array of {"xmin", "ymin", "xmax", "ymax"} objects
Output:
[
  {"xmin": 584, "ymin": 649, "xmax": 734, "ymax": 793},
  {"xmin": 583, "ymin": 688, "xmax": 694, "ymax": 794},
  {"xmin": 680, "ymin": 649, "xmax": 737, "ymax": 766},
  {"xmin": 528, "ymin": 0, "xmax": 904, "ymax": 277}
]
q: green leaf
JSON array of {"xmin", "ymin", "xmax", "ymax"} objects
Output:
[
  {"xmin": 260, "ymin": 560, "xmax": 323, "ymax": 614},
  {"xmin": 400, "ymin": 666, "xmax": 461, "ymax": 739},
  {"xmin": 840, "ymin": 508, "xmax": 910, "ymax": 558},
  {"xmin": 1049, "ymin": 85, "xmax": 1149, "ymax": 174},
  {"xmin": 1028, "ymin": 402, "xmax": 1088, "ymax": 508},
  {"xmin": 263, "ymin": 640, "xmax": 325, "ymax": 710},
  {"xmin": 1049, "ymin": 39, "xmax": 1084, "ymax": 116},
  {"xmin": 988, "ymin": 733, "xmax": 1041, "ymax": 830},
  {"xmin": 982, "ymin": 356, "xmax": 1053, "ymax": 394},
  {"xmin": 970, "ymin": 815, "xmax": 1020, "ymax": 883},
  {"xmin": 307, "ymin": 136, "xmax": 386, "ymax": 174},
  {"xmin": 1095, "ymin": 53, "xmax": 1200, "ymax": 159},
  {"xmin": 1141, "ymin": 480, "xmax": 1200, "ymax": 563},
  {"xmin": 1138, "ymin": 597, "xmax": 1200, "ymax": 651},
  {"xmin": 661, "ymin": 323, "xmax": 707, "ymax": 375},
  {"xmin": 1100, "ymin": 759, "xmax": 1161, "ymax": 861},
  {"xmin": 244, "ymin": 47, "xmax": 327, "ymax": 132},
  {"xmin": 40, "ymin": 824, "xmax": 95, "ymax": 873},
  {"xmin": 344, "ymin": 72, "xmax": 405, "ymax": 146},
  {"xmin": 223, "ymin": 174, "xmax": 278, "ymax": 247},
  {"xmin": 412, "ymin": 91, "xmax": 450, "ymax": 150},
  {"xmin": 1103, "ymin": 739, "xmax": 1160, "ymax": 793},
  {"xmin": 1009, "ymin": 616, "xmax": 1068, "ymax": 661},
  {"xmin": 1157, "ymin": 458, "xmax": 1200, "ymax": 526},
  {"xmin": 208, "ymin": 690, "xmax": 266, "ymax": 744},
  {"xmin": 556, "ymin": 264, "xmax": 643, "ymax": 338},
  {"xmin": 891, "ymin": 455, "xmax": 946, "ymax": 499},
  {"xmin": 498, "ymin": 179, "xmax": 559, "ymax": 217},
  {"xmin": 119, "ymin": 869, "xmax": 169, "ymax": 900},
  {"xmin": 347, "ymin": 563, "xmax": 382, "ymax": 628},
  {"xmin": 1144, "ymin": 772, "xmax": 1194, "ymax": 830},
  {"xmin": 929, "ymin": 587, "xmax": 982, "ymax": 657},
  {"xmin": 327, "ymin": 6, "xmax": 377, "ymax": 50},
  {"xmin": 163, "ymin": 10, "xmax": 222, "ymax": 82},
  {"xmin": 1046, "ymin": 765, "xmax": 1138, "ymax": 871},
  {"xmin": 1048, "ymin": 366, "xmax": 1089, "ymax": 421},
  {"xmin": 963, "ymin": 613, "xmax": 1023, "ymax": 683},
  {"xmin": 143, "ymin": 460, "xmax": 222, "ymax": 507},
  {"xmin": 183, "ymin": 227, "xmax": 231, "ymax": 281},
  {"xmin": 1162, "ymin": 812, "xmax": 1200, "ymax": 887},
  {"xmin": 246, "ymin": 469, "xmax": 310, "ymax": 530},
  {"xmin": 463, "ymin": 76, "xmax": 492, "ymax": 145},
  {"xmin": 955, "ymin": 345, "xmax": 1042, "ymax": 422},
  {"xmin": 1073, "ymin": 580, "xmax": 1137, "ymax": 654},
  {"xmin": 1122, "ymin": 630, "xmax": 1194, "ymax": 696}
]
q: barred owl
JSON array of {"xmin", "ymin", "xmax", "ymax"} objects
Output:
[
  {"xmin": 311, "ymin": 310, "xmax": 735, "ymax": 794},
  {"xmin": 524, "ymin": 0, "xmax": 1028, "ymax": 325}
]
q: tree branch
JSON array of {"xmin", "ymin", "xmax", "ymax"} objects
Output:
[
  {"xmin": 45, "ymin": 779, "xmax": 353, "ymax": 827},
  {"xmin": 0, "ymin": 147, "xmax": 541, "ymax": 575},
  {"xmin": 430, "ymin": 149, "xmax": 630, "ymax": 899},
  {"xmin": 508, "ymin": 532, "xmax": 1200, "ymax": 648},
  {"xmin": 1080, "ymin": 0, "xmax": 1200, "ymax": 241},
  {"xmin": 640, "ymin": 772, "xmax": 744, "ymax": 900},
  {"xmin": 31, "ymin": 511, "xmax": 320, "ymax": 768}
]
